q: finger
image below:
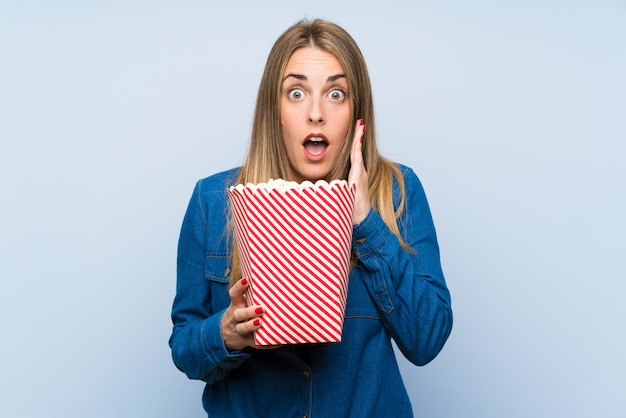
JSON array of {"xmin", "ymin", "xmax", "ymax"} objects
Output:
[
  {"xmin": 228, "ymin": 277, "xmax": 251, "ymax": 307},
  {"xmin": 349, "ymin": 120, "xmax": 366, "ymax": 185},
  {"xmin": 231, "ymin": 305, "xmax": 264, "ymax": 323},
  {"xmin": 348, "ymin": 120, "xmax": 371, "ymax": 224},
  {"xmin": 235, "ymin": 316, "xmax": 264, "ymax": 335},
  {"xmin": 351, "ymin": 120, "xmax": 365, "ymax": 158},
  {"xmin": 255, "ymin": 344, "xmax": 283, "ymax": 350}
]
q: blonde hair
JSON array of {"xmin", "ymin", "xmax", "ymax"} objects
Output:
[{"xmin": 230, "ymin": 19, "xmax": 408, "ymax": 284}]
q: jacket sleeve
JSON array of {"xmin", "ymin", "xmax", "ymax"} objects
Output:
[
  {"xmin": 351, "ymin": 166, "xmax": 452, "ymax": 366},
  {"xmin": 169, "ymin": 181, "xmax": 250, "ymax": 383}
]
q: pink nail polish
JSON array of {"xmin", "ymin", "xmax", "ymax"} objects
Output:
[
  {"xmin": 358, "ymin": 119, "xmax": 363, "ymax": 126},
  {"xmin": 255, "ymin": 307, "xmax": 263, "ymax": 314}
]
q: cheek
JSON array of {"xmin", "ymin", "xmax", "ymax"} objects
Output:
[
  {"xmin": 279, "ymin": 105, "xmax": 292, "ymax": 131},
  {"xmin": 337, "ymin": 109, "xmax": 351, "ymax": 137},
  {"xmin": 281, "ymin": 110, "xmax": 302, "ymax": 142},
  {"xmin": 280, "ymin": 120, "xmax": 292, "ymax": 146},
  {"xmin": 280, "ymin": 115, "xmax": 296, "ymax": 151}
]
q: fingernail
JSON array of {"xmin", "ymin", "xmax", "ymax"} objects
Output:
[
  {"xmin": 253, "ymin": 319, "xmax": 261, "ymax": 326},
  {"xmin": 362, "ymin": 124, "xmax": 366, "ymax": 133},
  {"xmin": 358, "ymin": 119, "xmax": 363, "ymax": 126},
  {"xmin": 241, "ymin": 278, "xmax": 248, "ymax": 285},
  {"xmin": 255, "ymin": 307, "xmax": 263, "ymax": 314}
]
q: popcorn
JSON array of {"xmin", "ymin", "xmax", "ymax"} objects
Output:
[{"xmin": 228, "ymin": 179, "xmax": 356, "ymax": 345}]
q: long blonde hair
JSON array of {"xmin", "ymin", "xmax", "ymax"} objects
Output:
[{"xmin": 230, "ymin": 19, "xmax": 408, "ymax": 284}]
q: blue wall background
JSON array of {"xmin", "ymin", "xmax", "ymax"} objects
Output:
[{"xmin": 1, "ymin": 1, "xmax": 624, "ymax": 417}]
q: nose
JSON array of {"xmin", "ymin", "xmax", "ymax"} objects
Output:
[{"xmin": 308, "ymin": 97, "xmax": 324, "ymax": 124}]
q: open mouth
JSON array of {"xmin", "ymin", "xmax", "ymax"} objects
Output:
[{"xmin": 303, "ymin": 134, "xmax": 328, "ymax": 156}]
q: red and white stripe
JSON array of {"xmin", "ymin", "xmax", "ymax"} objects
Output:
[{"xmin": 228, "ymin": 181, "xmax": 356, "ymax": 345}]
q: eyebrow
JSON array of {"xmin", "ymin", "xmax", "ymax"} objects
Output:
[{"xmin": 282, "ymin": 73, "xmax": 346, "ymax": 82}]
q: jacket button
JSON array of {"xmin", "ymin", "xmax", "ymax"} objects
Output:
[
  {"xmin": 303, "ymin": 369, "xmax": 310, "ymax": 378},
  {"xmin": 356, "ymin": 237, "xmax": 367, "ymax": 244},
  {"xmin": 224, "ymin": 268, "xmax": 231, "ymax": 277}
]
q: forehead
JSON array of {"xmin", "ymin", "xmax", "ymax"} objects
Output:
[{"xmin": 283, "ymin": 47, "xmax": 344, "ymax": 75}]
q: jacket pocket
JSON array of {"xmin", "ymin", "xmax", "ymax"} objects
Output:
[
  {"xmin": 204, "ymin": 252, "xmax": 231, "ymax": 283},
  {"xmin": 204, "ymin": 252, "xmax": 231, "ymax": 311}
]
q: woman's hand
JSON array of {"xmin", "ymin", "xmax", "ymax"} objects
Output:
[
  {"xmin": 221, "ymin": 278, "xmax": 266, "ymax": 351},
  {"xmin": 348, "ymin": 119, "xmax": 370, "ymax": 225}
]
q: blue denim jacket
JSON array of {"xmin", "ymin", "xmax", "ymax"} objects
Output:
[{"xmin": 169, "ymin": 164, "xmax": 452, "ymax": 417}]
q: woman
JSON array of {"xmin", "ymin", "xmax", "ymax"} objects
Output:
[{"xmin": 170, "ymin": 19, "xmax": 452, "ymax": 417}]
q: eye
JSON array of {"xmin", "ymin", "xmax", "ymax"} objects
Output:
[
  {"xmin": 288, "ymin": 88, "xmax": 304, "ymax": 100},
  {"xmin": 329, "ymin": 89, "xmax": 345, "ymax": 101}
]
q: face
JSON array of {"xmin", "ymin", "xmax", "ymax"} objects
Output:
[{"xmin": 280, "ymin": 47, "xmax": 351, "ymax": 183}]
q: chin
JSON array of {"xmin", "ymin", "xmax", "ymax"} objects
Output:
[{"xmin": 305, "ymin": 171, "xmax": 331, "ymax": 183}]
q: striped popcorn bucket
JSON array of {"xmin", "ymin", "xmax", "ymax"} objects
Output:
[{"xmin": 227, "ymin": 179, "xmax": 356, "ymax": 345}]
